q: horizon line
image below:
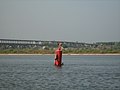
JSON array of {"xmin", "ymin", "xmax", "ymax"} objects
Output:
[{"xmin": 0, "ymin": 38, "xmax": 120, "ymax": 44}]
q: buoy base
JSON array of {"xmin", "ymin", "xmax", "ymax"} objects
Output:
[{"xmin": 54, "ymin": 60, "xmax": 63, "ymax": 67}]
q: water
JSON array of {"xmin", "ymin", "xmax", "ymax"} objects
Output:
[{"xmin": 0, "ymin": 55, "xmax": 120, "ymax": 90}]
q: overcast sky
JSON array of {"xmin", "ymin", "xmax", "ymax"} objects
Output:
[{"xmin": 0, "ymin": 0, "xmax": 120, "ymax": 43}]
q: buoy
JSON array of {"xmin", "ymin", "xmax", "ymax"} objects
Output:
[{"xmin": 54, "ymin": 43, "xmax": 63, "ymax": 67}]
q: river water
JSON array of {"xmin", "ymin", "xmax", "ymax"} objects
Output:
[{"xmin": 0, "ymin": 55, "xmax": 120, "ymax": 90}]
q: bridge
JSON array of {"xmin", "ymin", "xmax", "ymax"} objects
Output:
[
  {"xmin": 0, "ymin": 39, "xmax": 118, "ymax": 50},
  {"xmin": 0, "ymin": 39, "xmax": 85, "ymax": 49},
  {"xmin": 0, "ymin": 39, "xmax": 59, "ymax": 49}
]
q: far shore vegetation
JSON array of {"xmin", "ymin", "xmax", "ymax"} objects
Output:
[
  {"xmin": 0, "ymin": 39, "xmax": 120, "ymax": 54},
  {"xmin": 0, "ymin": 48, "xmax": 120, "ymax": 54}
]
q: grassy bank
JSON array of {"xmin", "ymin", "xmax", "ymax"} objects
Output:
[{"xmin": 0, "ymin": 48, "xmax": 120, "ymax": 54}]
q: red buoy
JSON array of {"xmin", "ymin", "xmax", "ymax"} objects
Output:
[{"xmin": 54, "ymin": 43, "xmax": 63, "ymax": 66}]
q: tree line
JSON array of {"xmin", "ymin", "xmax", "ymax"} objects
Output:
[{"xmin": 0, "ymin": 42, "xmax": 120, "ymax": 54}]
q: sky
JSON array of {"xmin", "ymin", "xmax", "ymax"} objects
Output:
[{"xmin": 0, "ymin": 0, "xmax": 120, "ymax": 43}]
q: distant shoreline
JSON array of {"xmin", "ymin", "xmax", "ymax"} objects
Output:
[{"xmin": 0, "ymin": 54, "xmax": 120, "ymax": 56}]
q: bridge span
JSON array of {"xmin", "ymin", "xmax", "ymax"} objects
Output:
[
  {"xmin": 0, "ymin": 39, "xmax": 85, "ymax": 49},
  {"xmin": 0, "ymin": 39, "xmax": 59, "ymax": 49}
]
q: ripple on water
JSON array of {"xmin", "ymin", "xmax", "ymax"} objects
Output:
[{"xmin": 0, "ymin": 55, "xmax": 120, "ymax": 90}]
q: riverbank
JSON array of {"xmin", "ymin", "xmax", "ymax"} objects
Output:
[{"xmin": 0, "ymin": 53, "xmax": 120, "ymax": 56}]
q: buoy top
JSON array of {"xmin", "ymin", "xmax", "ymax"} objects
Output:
[
  {"xmin": 58, "ymin": 43, "xmax": 62, "ymax": 46},
  {"xmin": 58, "ymin": 43, "xmax": 62, "ymax": 50}
]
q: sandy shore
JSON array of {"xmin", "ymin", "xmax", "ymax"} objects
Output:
[
  {"xmin": 63, "ymin": 54, "xmax": 120, "ymax": 56},
  {"xmin": 0, "ymin": 54, "xmax": 120, "ymax": 56}
]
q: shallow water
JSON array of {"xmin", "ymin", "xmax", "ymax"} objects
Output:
[{"xmin": 0, "ymin": 55, "xmax": 120, "ymax": 90}]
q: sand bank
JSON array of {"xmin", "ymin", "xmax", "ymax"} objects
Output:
[{"xmin": 0, "ymin": 54, "xmax": 120, "ymax": 56}]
